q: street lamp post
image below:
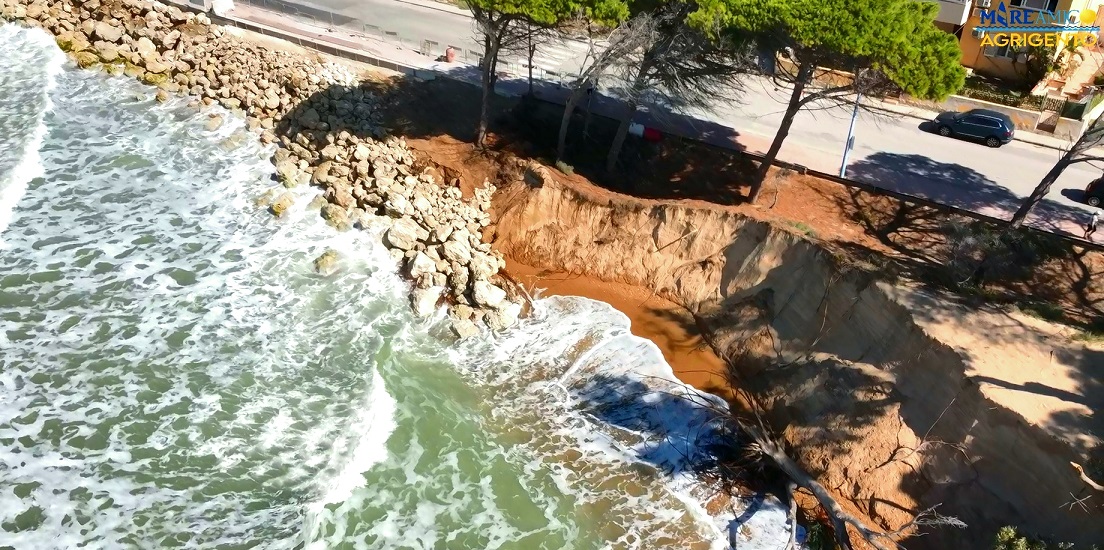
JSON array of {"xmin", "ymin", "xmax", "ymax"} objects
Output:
[{"xmin": 839, "ymin": 92, "xmax": 862, "ymax": 178}]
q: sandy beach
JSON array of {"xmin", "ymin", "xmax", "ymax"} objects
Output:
[{"xmin": 506, "ymin": 259, "xmax": 735, "ymax": 402}]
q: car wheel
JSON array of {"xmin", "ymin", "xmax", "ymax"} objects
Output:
[
  {"xmin": 985, "ymin": 136, "xmax": 1001, "ymax": 148},
  {"xmin": 1089, "ymin": 196, "xmax": 1102, "ymax": 207},
  {"xmin": 938, "ymin": 125, "xmax": 952, "ymax": 137}
]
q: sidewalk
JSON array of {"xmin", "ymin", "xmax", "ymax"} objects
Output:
[
  {"xmin": 213, "ymin": 3, "xmax": 1090, "ymax": 242},
  {"xmin": 869, "ymin": 97, "xmax": 1097, "ymax": 153},
  {"xmin": 391, "ymin": 0, "xmax": 470, "ymax": 17}
]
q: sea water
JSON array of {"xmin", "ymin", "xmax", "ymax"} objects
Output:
[{"xmin": 0, "ymin": 23, "xmax": 789, "ymax": 549}]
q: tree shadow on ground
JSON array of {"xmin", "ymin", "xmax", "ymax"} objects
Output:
[
  {"xmin": 845, "ymin": 152, "xmax": 1087, "ymax": 237},
  {"xmin": 808, "ymin": 181, "xmax": 1104, "ymax": 329},
  {"xmin": 511, "ymin": 97, "xmax": 754, "ymax": 203},
  {"xmin": 346, "ymin": 67, "xmax": 752, "ymax": 203}
]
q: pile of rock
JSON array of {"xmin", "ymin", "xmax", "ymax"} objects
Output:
[
  {"xmin": 1, "ymin": 0, "xmax": 522, "ymax": 337},
  {"xmin": 1, "ymin": 0, "xmax": 356, "ymax": 132},
  {"xmin": 276, "ymin": 92, "xmax": 520, "ymax": 336}
]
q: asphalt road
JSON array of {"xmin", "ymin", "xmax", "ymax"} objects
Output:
[
  {"xmin": 695, "ymin": 78, "xmax": 1101, "ymax": 233},
  {"xmin": 268, "ymin": 0, "xmax": 1101, "ymax": 234},
  {"xmin": 268, "ymin": 0, "xmax": 593, "ymax": 73}
]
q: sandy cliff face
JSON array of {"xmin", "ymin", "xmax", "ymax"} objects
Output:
[{"xmin": 490, "ymin": 163, "xmax": 1104, "ymax": 547}]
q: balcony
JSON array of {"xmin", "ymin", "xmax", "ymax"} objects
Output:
[{"xmin": 933, "ymin": 0, "xmax": 972, "ymax": 26}]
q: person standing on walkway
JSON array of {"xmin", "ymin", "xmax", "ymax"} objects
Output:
[{"xmin": 1086, "ymin": 209, "xmax": 1100, "ymax": 240}]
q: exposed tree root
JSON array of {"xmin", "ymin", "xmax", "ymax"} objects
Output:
[
  {"xmin": 738, "ymin": 413, "xmax": 964, "ymax": 550},
  {"xmin": 1071, "ymin": 462, "xmax": 1104, "ymax": 492}
]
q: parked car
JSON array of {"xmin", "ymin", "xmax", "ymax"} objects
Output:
[
  {"xmin": 932, "ymin": 108, "xmax": 1016, "ymax": 148},
  {"xmin": 1085, "ymin": 176, "xmax": 1104, "ymax": 206}
]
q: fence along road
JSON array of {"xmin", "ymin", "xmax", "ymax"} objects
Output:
[{"xmin": 198, "ymin": 0, "xmax": 1104, "ymax": 244}]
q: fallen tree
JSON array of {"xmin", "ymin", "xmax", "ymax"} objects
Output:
[{"xmin": 679, "ymin": 309, "xmax": 967, "ymax": 550}]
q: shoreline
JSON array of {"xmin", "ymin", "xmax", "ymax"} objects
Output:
[{"xmin": 506, "ymin": 259, "xmax": 736, "ymax": 402}]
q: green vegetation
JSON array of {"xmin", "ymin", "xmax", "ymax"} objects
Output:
[
  {"xmin": 804, "ymin": 522, "xmax": 834, "ymax": 549},
  {"xmin": 469, "ymin": 0, "xmax": 627, "ymax": 147},
  {"xmin": 960, "ymin": 75, "xmax": 1045, "ymax": 110},
  {"xmin": 703, "ymin": 0, "xmax": 966, "ymax": 201},
  {"xmin": 790, "ymin": 221, "xmax": 815, "ymax": 237},
  {"xmin": 554, "ymin": 159, "xmax": 574, "ymax": 175},
  {"xmin": 1018, "ymin": 301, "xmax": 1066, "ymax": 323},
  {"xmin": 1018, "ymin": 43, "xmax": 1060, "ymax": 91},
  {"xmin": 991, "ymin": 526, "xmax": 1098, "ymax": 549}
]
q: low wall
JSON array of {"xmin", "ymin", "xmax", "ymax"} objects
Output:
[
  {"xmin": 897, "ymin": 93, "xmax": 1044, "ymax": 130},
  {"xmin": 943, "ymin": 95, "xmax": 1044, "ymax": 130},
  {"xmin": 1054, "ymin": 116, "xmax": 1087, "ymax": 141}
]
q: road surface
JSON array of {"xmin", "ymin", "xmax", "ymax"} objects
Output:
[{"xmin": 251, "ymin": 0, "xmax": 1101, "ymax": 235}]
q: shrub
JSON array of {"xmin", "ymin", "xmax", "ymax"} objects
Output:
[
  {"xmin": 991, "ymin": 526, "xmax": 1091, "ymax": 549},
  {"xmin": 554, "ymin": 160, "xmax": 574, "ymax": 175},
  {"xmin": 960, "ymin": 75, "xmax": 1045, "ymax": 110},
  {"xmin": 1019, "ymin": 301, "xmax": 1065, "ymax": 322},
  {"xmin": 790, "ymin": 221, "xmax": 816, "ymax": 238}
]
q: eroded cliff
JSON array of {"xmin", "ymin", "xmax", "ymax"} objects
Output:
[{"xmin": 490, "ymin": 161, "xmax": 1104, "ymax": 548}]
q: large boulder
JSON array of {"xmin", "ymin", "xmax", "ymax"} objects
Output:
[
  {"xmin": 298, "ymin": 107, "xmax": 321, "ymax": 127},
  {"xmin": 451, "ymin": 318, "xmax": 480, "ymax": 339},
  {"xmin": 94, "ymin": 21, "xmax": 124, "ymax": 43},
  {"xmin": 144, "ymin": 57, "xmax": 171, "ymax": 74},
  {"xmin": 270, "ymin": 192, "xmax": 294, "ymax": 217},
  {"xmin": 384, "ymin": 218, "xmax": 423, "ymax": 251},
  {"xmin": 162, "ymin": 29, "xmax": 181, "ymax": 49},
  {"xmin": 135, "ymin": 36, "xmax": 157, "ymax": 58},
  {"xmin": 275, "ymin": 160, "xmax": 300, "ymax": 187},
  {"xmin": 468, "ymin": 251, "xmax": 499, "ymax": 281},
  {"xmin": 485, "ymin": 306, "xmax": 519, "ymax": 331},
  {"xmin": 93, "ymin": 41, "xmax": 120, "ymax": 62},
  {"xmin": 383, "ymin": 194, "xmax": 412, "ymax": 218},
  {"xmin": 313, "ymin": 249, "xmax": 340, "ymax": 276},
  {"xmin": 320, "ymin": 204, "xmax": 351, "ymax": 231},
  {"xmin": 447, "ymin": 264, "xmax": 470, "ymax": 296},
  {"xmin": 406, "ymin": 252, "xmax": 436, "ymax": 280},
  {"xmin": 74, "ymin": 51, "xmax": 100, "ymax": 69},
  {"xmin": 410, "ymin": 287, "xmax": 442, "ymax": 318},
  {"xmin": 472, "ymin": 280, "xmax": 506, "ymax": 309},
  {"xmin": 441, "ymin": 237, "xmax": 473, "ymax": 264},
  {"xmin": 353, "ymin": 143, "xmax": 371, "ymax": 161},
  {"xmin": 327, "ymin": 183, "xmax": 356, "ymax": 208}
]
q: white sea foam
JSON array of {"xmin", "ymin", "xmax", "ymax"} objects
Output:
[
  {"xmin": 0, "ymin": 25, "xmax": 65, "ymax": 244},
  {"xmin": 0, "ymin": 23, "xmax": 790, "ymax": 550}
]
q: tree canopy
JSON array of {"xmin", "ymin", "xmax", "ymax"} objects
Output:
[
  {"xmin": 700, "ymin": 0, "xmax": 965, "ymax": 200},
  {"xmin": 700, "ymin": 0, "xmax": 965, "ymax": 101}
]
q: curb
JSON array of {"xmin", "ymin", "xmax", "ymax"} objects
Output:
[
  {"xmin": 186, "ymin": 5, "xmax": 1101, "ymax": 248},
  {"xmin": 389, "ymin": 0, "xmax": 596, "ymax": 48},
  {"xmin": 863, "ymin": 101, "xmax": 1076, "ymax": 152},
  {"xmin": 391, "ymin": 0, "xmax": 471, "ymax": 17}
]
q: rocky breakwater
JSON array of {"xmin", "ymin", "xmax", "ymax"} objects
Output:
[
  {"xmin": 1, "ymin": 0, "xmax": 522, "ymax": 336},
  {"xmin": 273, "ymin": 97, "xmax": 522, "ymax": 336}
]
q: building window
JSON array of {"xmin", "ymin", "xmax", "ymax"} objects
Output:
[
  {"xmin": 984, "ymin": 44, "xmax": 1018, "ymax": 59},
  {"xmin": 1009, "ymin": 0, "xmax": 1060, "ymax": 12}
]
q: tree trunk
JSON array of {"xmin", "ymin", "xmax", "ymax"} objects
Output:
[
  {"xmin": 526, "ymin": 26, "xmax": 535, "ymax": 97},
  {"xmin": 1009, "ymin": 156, "xmax": 1071, "ymax": 229},
  {"xmin": 476, "ymin": 31, "xmax": 500, "ymax": 149},
  {"xmin": 749, "ymin": 63, "xmax": 810, "ymax": 204},
  {"xmin": 605, "ymin": 60, "xmax": 650, "ymax": 174},
  {"xmin": 606, "ymin": 98, "xmax": 638, "ymax": 173},
  {"xmin": 556, "ymin": 86, "xmax": 587, "ymax": 162}
]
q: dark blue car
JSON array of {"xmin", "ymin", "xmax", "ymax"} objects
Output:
[{"xmin": 932, "ymin": 108, "xmax": 1016, "ymax": 148}]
